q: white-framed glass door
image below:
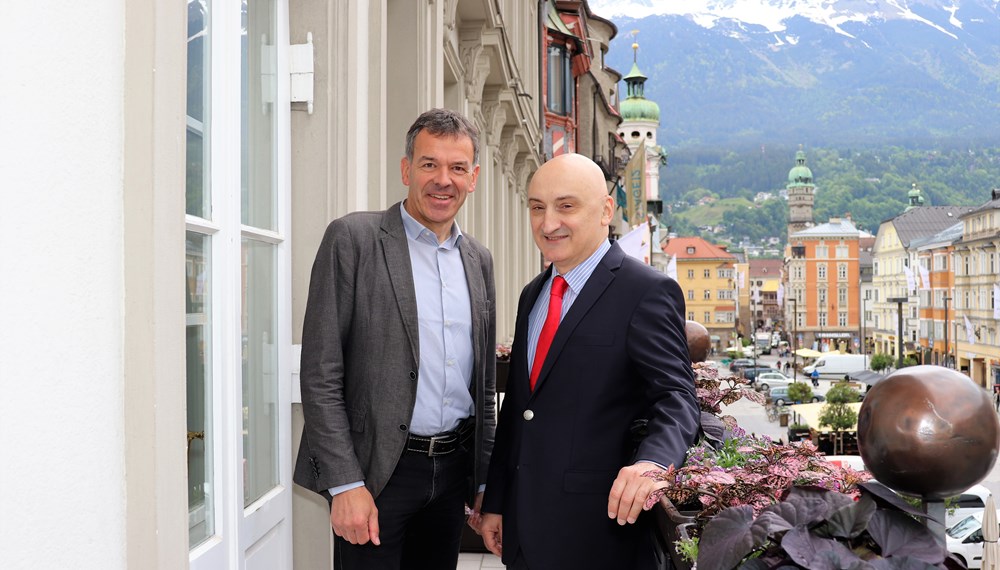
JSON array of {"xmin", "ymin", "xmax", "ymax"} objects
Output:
[{"xmin": 186, "ymin": 0, "xmax": 292, "ymax": 567}]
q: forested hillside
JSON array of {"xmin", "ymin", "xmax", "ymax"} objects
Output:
[{"xmin": 661, "ymin": 145, "xmax": 1000, "ymax": 243}]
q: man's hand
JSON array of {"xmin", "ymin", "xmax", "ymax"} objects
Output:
[
  {"xmin": 480, "ymin": 513, "xmax": 503, "ymax": 557},
  {"xmin": 330, "ymin": 486, "xmax": 380, "ymax": 546},
  {"xmin": 607, "ymin": 461, "xmax": 662, "ymax": 526},
  {"xmin": 466, "ymin": 492, "xmax": 485, "ymax": 535}
]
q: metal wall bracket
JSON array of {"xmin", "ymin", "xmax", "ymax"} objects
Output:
[{"xmin": 290, "ymin": 32, "xmax": 314, "ymax": 114}]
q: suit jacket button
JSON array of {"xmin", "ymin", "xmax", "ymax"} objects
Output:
[
  {"xmin": 523, "ymin": 409, "xmax": 534, "ymax": 421},
  {"xmin": 409, "ymin": 371, "xmax": 416, "ymax": 380},
  {"xmin": 399, "ymin": 424, "xmax": 408, "ymax": 431}
]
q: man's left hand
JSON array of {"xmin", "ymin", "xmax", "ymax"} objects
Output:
[
  {"xmin": 607, "ymin": 461, "xmax": 661, "ymax": 526},
  {"xmin": 466, "ymin": 492, "xmax": 485, "ymax": 534}
]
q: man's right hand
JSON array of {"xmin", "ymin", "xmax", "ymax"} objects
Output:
[
  {"xmin": 330, "ymin": 486, "xmax": 380, "ymax": 546},
  {"xmin": 480, "ymin": 513, "xmax": 503, "ymax": 558}
]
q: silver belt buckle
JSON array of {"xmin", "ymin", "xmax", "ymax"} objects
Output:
[{"xmin": 427, "ymin": 435, "xmax": 442, "ymax": 456}]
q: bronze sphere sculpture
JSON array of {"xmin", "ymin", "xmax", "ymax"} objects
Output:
[
  {"xmin": 685, "ymin": 321, "xmax": 711, "ymax": 364},
  {"xmin": 856, "ymin": 365, "xmax": 1000, "ymax": 499}
]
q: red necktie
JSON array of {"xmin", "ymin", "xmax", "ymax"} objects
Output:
[{"xmin": 530, "ymin": 276, "xmax": 568, "ymax": 391}]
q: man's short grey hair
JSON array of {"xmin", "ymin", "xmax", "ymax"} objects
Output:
[{"xmin": 405, "ymin": 108, "xmax": 480, "ymax": 165}]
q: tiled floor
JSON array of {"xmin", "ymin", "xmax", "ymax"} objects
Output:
[{"xmin": 456, "ymin": 552, "xmax": 504, "ymax": 570}]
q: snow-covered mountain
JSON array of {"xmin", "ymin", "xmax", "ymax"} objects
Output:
[{"xmin": 591, "ymin": 0, "xmax": 1000, "ymax": 147}]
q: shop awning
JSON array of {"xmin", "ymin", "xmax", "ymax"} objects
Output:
[{"xmin": 846, "ymin": 370, "xmax": 886, "ymax": 386}]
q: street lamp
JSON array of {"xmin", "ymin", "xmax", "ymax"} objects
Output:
[
  {"xmin": 888, "ymin": 297, "xmax": 907, "ymax": 370},
  {"xmin": 943, "ymin": 296, "xmax": 951, "ymax": 369},
  {"xmin": 790, "ymin": 297, "xmax": 798, "ymax": 382}
]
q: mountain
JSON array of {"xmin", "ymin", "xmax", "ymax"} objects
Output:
[{"xmin": 591, "ymin": 0, "xmax": 1000, "ymax": 148}]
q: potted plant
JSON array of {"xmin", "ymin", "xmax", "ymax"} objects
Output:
[
  {"xmin": 786, "ymin": 422, "xmax": 811, "ymax": 442},
  {"xmin": 642, "ymin": 362, "xmax": 960, "ymax": 569},
  {"xmin": 818, "ymin": 383, "xmax": 861, "ymax": 455}
]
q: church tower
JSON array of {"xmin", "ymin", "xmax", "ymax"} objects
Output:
[
  {"xmin": 618, "ymin": 41, "xmax": 663, "ymax": 210},
  {"xmin": 786, "ymin": 147, "xmax": 816, "ymax": 238}
]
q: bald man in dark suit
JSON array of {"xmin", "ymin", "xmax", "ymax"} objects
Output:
[{"xmin": 480, "ymin": 153, "xmax": 700, "ymax": 569}]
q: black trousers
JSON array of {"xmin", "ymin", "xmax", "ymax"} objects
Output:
[{"xmin": 334, "ymin": 447, "xmax": 469, "ymax": 570}]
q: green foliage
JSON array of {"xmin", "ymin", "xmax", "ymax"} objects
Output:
[
  {"xmin": 661, "ymin": 145, "xmax": 1000, "ymax": 243},
  {"xmin": 869, "ymin": 353, "xmax": 894, "ymax": 372},
  {"xmin": 787, "ymin": 382, "xmax": 813, "ymax": 403},
  {"xmin": 825, "ymin": 383, "xmax": 862, "ymax": 404},
  {"xmin": 901, "ymin": 356, "xmax": 918, "ymax": 368},
  {"xmin": 819, "ymin": 402, "xmax": 859, "ymax": 433},
  {"xmin": 676, "ymin": 537, "xmax": 699, "ymax": 564}
]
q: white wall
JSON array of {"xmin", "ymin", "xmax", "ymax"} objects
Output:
[{"xmin": 0, "ymin": 2, "xmax": 127, "ymax": 568}]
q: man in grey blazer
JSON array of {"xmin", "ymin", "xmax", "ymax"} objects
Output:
[{"xmin": 294, "ymin": 108, "xmax": 496, "ymax": 570}]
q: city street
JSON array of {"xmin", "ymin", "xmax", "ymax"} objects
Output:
[{"xmin": 724, "ymin": 351, "xmax": 1000, "ymax": 501}]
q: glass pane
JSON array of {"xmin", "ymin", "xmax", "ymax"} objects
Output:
[
  {"xmin": 241, "ymin": 0, "xmax": 276, "ymax": 229},
  {"xmin": 186, "ymin": 232, "xmax": 214, "ymax": 546},
  {"xmin": 186, "ymin": 0, "xmax": 210, "ymax": 218},
  {"xmin": 242, "ymin": 238, "xmax": 278, "ymax": 506}
]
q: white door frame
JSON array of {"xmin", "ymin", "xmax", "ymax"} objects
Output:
[{"xmin": 189, "ymin": 0, "xmax": 292, "ymax": 567}]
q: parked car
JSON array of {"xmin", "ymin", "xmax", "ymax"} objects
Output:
[
  {"xmin": 947, "ymin": 483, "xmax": 992, "ymax": 529},
  {"xmin": 728, "ymin": 358, "xmax": 754, "ymax": 372},
  {"xmin": 741, "ymin": 366, "xmax": 777, "ymax": 384},
  {"xmin": 947, "ymin": 509, "xmax": 999, "ymax": 569},
  {"xmin": 768, "ymin": 386, "xmax": 825, "ymax": 406},
  {"xmin": 755, "ymin": 372, "xmax": 792, "ymax": 392}
]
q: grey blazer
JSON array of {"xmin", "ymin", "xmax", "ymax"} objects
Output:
[{"xmin": 294, "ymin": 202, "xmax": 496, "ymax": 503}]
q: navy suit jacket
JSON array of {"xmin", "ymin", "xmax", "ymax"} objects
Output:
[{"xmin": 482, "ymin": 243, "xmax": 700, "ymax": 569}]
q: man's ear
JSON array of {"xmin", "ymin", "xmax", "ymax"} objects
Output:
[{"xmin": 400, "ymin": 157, "xmax": 411, "ymax": 186}]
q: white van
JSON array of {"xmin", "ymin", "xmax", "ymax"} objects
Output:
[{"xmin": 803, "ymin": 353, "xmax": 869, "ymax": 380}]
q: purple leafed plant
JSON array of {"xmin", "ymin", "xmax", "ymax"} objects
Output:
[{"xmin": 642, "ymin": 363, "xmax": 963, "ymax": 569}]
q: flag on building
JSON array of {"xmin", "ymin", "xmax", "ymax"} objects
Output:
[
  {"xmin": 964, "ymin": 315, "xmax": 976, "ymax": 346},
  {"xmin": 752, "ymin": 287, "xmax": 761, "ymax": 305},
  {"xmin": 615, "ymin": 181, "xmax": 628, "ymax": 222},
  {"xmin": 903, "ymin": 266, "xmax": 916, "ymax": 293},
  {"xmin": 624, "ymin": 139, "xmax": 647, "ymax": 225},
  {"xmin": 995, "ymin": 283, "xmax": 1000, "ymax": 320},
  {"xmin": 777, "ymin": 283, "xmax": 784, "ymax": 307},
  {"xmin": 618, "ymin": 222, "xmax": 651, "ymax": 265},
  {"xmin": 918, "ymin": 265, "xmax": 930, "ymax": 291},
  {"xmin": 666, "ymin": 254, "xmax": 678, "ymax": 280}
]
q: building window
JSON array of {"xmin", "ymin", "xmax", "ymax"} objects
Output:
[
  {"xmin": 546, "ymin": 44, "xmax": 572, "ymax": 115},
  {"xmin": 818, "ymin": 264, "xmax": 827, "ymax": 280},
  {"xmin": 818, "ymin": 288, "xmax": 827, "ymax": 307},
  {"xmin": 837, "ymin": 263, "xmax": 847, "ymax": 281},
  {"xmin": 703, "ymin": 269, "xmax": 710, "ymax": 278},
  {"xmin": 816, "ymin": 245, "xmax": 828, "ymax": 258},
  {"xmin": 839, "ymin": 312, "xmax": 848, "ymax": 327},
  {"xmin": 703, "ymin": 290, "xmax": 711, "ymax": 300},
  {"xmin": 836, "ymin": 246, "xmax": 849, "ymax": 258},
  {"xmin": 819, "ymin": 312, "xmax": 828, "ymax": 327},
  {"xmin": 688, "ymin": 311, "xmax": 694, "ymax": 321},
  {"xmin": 704, "ymin": 311, "xmax": 711, "ymax": 323},
  {"xmin": 687, "ymin": 269, "xmax": 694, "ymax": 279},
  {"xmin": 687, "ymin": 246, "xmax": 695, "ymax": 254},
  {"xmin": 688, "ymin": 290, "xmax": 694, "ymax": 300},
  {"xmin": 838, "ymin": 287, "xmax": 847, "ymax": 306}
]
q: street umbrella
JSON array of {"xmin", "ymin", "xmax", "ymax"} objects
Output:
[{"xmin": 983, "ymin": 494, "xmax": 999, "ymax": 570}]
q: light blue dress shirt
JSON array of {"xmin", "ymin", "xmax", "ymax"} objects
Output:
[
  {"xmin": 329, "ymin": 204, "xmax": 476, "ymax": 497},
  {"xmin": 399, "ymin": 204, "xmax": 476, "ymax": 436},
  {"xmin": 526, "ymin": 239, "xmax": 611, "ymax": 373}
]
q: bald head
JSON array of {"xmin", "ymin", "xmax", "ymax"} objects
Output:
[
  {"xmin": 527, "ymin": 153, "xmax": 614, "ymax": 274},
  {"xmin": 529, "ymin": 153, "xmax": 608, "ymax": 200}
]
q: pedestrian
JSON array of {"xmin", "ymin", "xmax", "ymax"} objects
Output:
[
  {"xmin": 811, "ymin": 368, "xmax": 820, "ymax": 387},
  {"xmin": 784, "ymin": 361, "xmax": 791, "ymax": 374},
  {"xmin": 776, "ymin": 360, "xmax": 782, "ymax": 372},
  {"xmin": 479, "ymin": 154, "xmax": 700, "ymax": 569},
  {"xmin": 294, "ymin": 108, "xmax": 497, "ymax": 570}
]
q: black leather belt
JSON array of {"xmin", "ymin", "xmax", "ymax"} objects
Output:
[{"xmin": 405, "ymin": 419, "xmax": 474, "ymax": 456}]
